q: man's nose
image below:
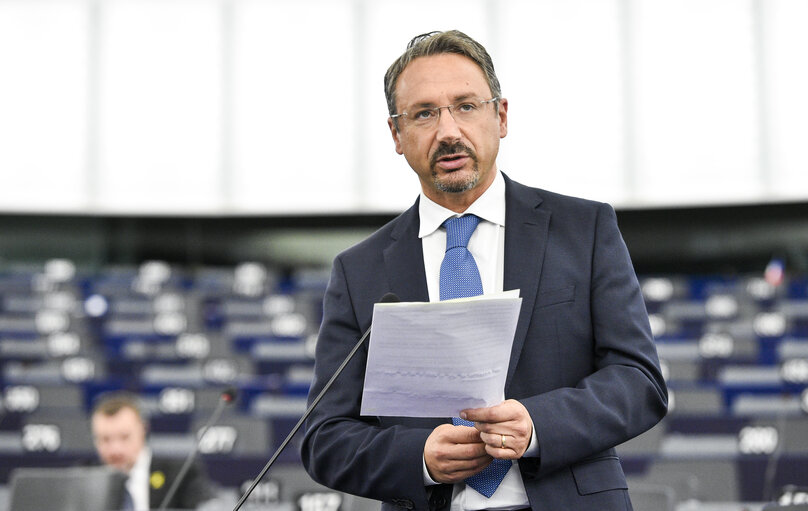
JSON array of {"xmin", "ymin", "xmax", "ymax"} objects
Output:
[
  {"xmin": 107, "ymin": 441, "xmax": 125, "ymax": 455},
  {"xmin": 435, "ymin": 106, "xmax": 462, "ymax": 143}
]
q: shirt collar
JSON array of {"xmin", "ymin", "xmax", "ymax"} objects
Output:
[
  {"xmin": 130, "ymin": 446, "xmax": 152, "ymax": 478},
  {"xmin": 418, "ymin": 170, "xmax": 506, "ymax": 238}
]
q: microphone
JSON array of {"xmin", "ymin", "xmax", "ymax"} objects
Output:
[
  {"xmin": 158, "ymin": 387, "xmax": 237, "ymax": 510},
  {"xmin": 762, "ymin": 396, "xmax": 789, "ymax": 501},
  {"xmin": 232, "ymin": 292, "xmax": 401, "ymax": 511}
]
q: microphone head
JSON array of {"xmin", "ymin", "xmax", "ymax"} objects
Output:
[
  {"xmin": 221, "ymin": 387, "xmax": 238, "ymax": 403},
  {"xmin": 379, "ymin": 292, "xmax": 400, "ymax": 304}
]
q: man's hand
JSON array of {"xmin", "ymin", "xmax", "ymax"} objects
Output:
[
  {"xmin": 461, "ymin": 399, "xmax": 533, "ymax": 459},
  {"xmin": 424, "ymin": 423, "xmax": 492, "ymax": 484}
]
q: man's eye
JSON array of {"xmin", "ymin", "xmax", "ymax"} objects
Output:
[
  {"xmin": 457, "ymin": 102, "xmax": 477, "ymax": 112},
  {"xmin": 413, "ymin": 109, "xmax": 436, "ymax": 120}
]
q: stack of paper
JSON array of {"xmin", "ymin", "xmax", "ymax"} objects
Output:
[{"xmin": 360, "ymin": 291, "xmax": 522, "ymax": 418}]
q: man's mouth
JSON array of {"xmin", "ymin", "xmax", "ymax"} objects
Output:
[{"xmin": 435, "ymin": 153, "xmax": 469, "ymax": 171}]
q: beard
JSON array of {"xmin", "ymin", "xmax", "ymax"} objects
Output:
[{"xmin": 429, "ymin": 142, "xmax": 480, "ymax": 193}]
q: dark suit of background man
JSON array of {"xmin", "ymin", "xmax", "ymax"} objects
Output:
[
  {"xmin": 301, "ymin": 30, "xmax": 668, "ymax": 511},
  {"xmin": 91, "ymin": 392, "xmax": 214, "ymax": 510}
]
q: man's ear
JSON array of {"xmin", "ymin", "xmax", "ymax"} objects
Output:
[
  {"xmin": 388, "ymin": 117, "xmax": 404, "ymax": 155},
  {"xmin": 498, "ymin": 98, "xmax": 509, "ymax": 139}
]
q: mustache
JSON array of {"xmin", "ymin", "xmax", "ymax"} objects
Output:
[{"xmin": 430, "ymin": 142, "xmax": 477, "ymax": 168}]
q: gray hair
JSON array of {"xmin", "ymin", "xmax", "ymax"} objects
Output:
[{"xmin": 384, "ymin": 30, "xmax": 502, "ymax": 127}]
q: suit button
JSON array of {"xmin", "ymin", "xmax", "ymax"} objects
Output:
[{"xmin": 391, "ymin": 498, "xmax": 414, "ymax": 509}]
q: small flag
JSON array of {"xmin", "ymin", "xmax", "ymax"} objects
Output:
[{"xmin": 765, "ymin": 258, "xmax": 785, "ymax": 287}]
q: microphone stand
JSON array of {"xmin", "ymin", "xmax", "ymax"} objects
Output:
[
  {"xmin": 232, "ymin": 293, "xmax": 399, "ymax": 511},
  {"xmin": 158, "ymin": 389, "xmax": 235, "ymax": 510}
]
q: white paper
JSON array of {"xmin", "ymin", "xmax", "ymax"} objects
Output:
[{"xmin": 360, "ymin": 291, "xmax": 522, "ymax": 417}]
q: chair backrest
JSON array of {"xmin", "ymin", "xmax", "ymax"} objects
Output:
[
  {"xmin": 669, "ymin": 386, "xmax": 724, "ymax": 416},
  {"xmin": 192, "ymin": 414, "xmax": 271, "ymax": 456},
  {"xmin": 629, "ymin": 482, "xmax": 676, "ymax": 511},
  {"xmin": 646, "ymin": 458, "xmax": 738, "ymax": 502},
  {"xmin": 24, "ymin": 410, "xmax": 94, "ymax": 453},
  {"xmin": 8, "ymin": 466, "xmax": 126, "ymax": 511},
  {"xmin": 616, "ymin": 422, "xmax": 666, "ymax": 455}
]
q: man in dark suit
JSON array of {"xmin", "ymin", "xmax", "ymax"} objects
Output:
[
  {"xmin": 91, "ymin": 392, "xmax": 213, "ymax": 510},
  {"xmin": 301, "ymin": 30, "xmax": 667, "ymax": 510}
]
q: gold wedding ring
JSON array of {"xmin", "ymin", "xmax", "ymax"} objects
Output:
[{"xmin": 501, "ymin": 434, "xmax": 506, "ymax": 449}]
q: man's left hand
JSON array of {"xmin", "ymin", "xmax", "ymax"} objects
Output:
[{"xmin": 460, "ymin": 399, "xmax": 533, "ymax": 459}]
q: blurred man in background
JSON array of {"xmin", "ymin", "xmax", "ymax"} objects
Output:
[{"xmin": 91, "ymin": 392, "xmax": 213, "ymax": 510}]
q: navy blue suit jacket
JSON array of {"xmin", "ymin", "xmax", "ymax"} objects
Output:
[
  {"xmin": 149, "ymin": 458, "xmax": 213, "ymax": 510},
  {"xmin": 301, "ymin": 174, "xmax": 667, "ymax": 511}
]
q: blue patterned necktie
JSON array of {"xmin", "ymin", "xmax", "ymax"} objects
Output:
[{"xmin": 439, "ymin": 214, "xmax": 512, "ymax": 498}]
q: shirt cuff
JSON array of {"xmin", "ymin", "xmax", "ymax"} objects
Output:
[
  {"xmin": 423, "ymin": 455, "xmax": 440, "ymax": 486},
  {"xmin": 523, "ymin": 417, "xmax": 540, "ymax": 457}
]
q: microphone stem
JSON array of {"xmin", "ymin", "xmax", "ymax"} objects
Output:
[
  {"xmin": 158, "ymin": 395, "xmax": 229, "ymax": 510},
  {"xmin": 232, "ymin": 324, "xmax": 373, "ymax": 511}
]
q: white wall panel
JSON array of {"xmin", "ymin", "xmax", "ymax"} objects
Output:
[
  {"xmin": 764, "ymin": 0, "xmax": 808, "ymax": 200},
  {"xmin": 1, "ymin": 0, "xmax": 807, "ymax": 214},
  {"xmin": 632, "ymin": 0, "xmax": 760, "ymax": 206},
  {"xmin": 95, "ymin": 0, "xmax": 223, "ymax": 213},
  {"xmin": 0, "ymin": 0, "xmax": 88, "ymax": 212},
  {"xmin": 230, "ymin": 0, "xmax": 355, "ymax": 213},
  {"xmin": 496, "ymin": 0, "xmax": 626, "ymax": 205}
]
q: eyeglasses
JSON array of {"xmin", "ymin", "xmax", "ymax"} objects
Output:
[{"xmin": 391, "ymin": 97, "xmax": 500, "ymax": 129}]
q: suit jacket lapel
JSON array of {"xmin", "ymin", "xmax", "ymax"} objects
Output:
[
  {"xmin": 502, "ymin": 174, "xmax": 549, "ymax": 391},
  {"xmin": 148, "ymin": 458, "xmax": 168, "ymax": 508},
  {"xmin": 384, "ymin": 199, "xmax": 430, "ymax": 303}
]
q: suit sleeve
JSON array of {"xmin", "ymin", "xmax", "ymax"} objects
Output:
[
  {"xmin": 520, "ymin": 203, "xmax": 668, "ymax": 477},
  {"xmin": 300, "ymin": 256, "xmax": 436, "ymax": 508}
]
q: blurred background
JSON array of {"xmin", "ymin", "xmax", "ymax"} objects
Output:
[{"xmin": 0, "ymin": 0, "xmax": 807, "ymax": 510}]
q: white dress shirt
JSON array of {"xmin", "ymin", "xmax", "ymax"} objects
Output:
[
  {"xmin": 126, "ymin": 447, "xmax": 152, "ymax": 511},
  {"xmin": 418, "ymin": 171, "xmax": 537, "ymax": 510}
]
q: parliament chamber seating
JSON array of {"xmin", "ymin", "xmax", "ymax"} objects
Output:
[{"xmin": 1, "ymin": 260, "xmax": 807, "ymax": 510}]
